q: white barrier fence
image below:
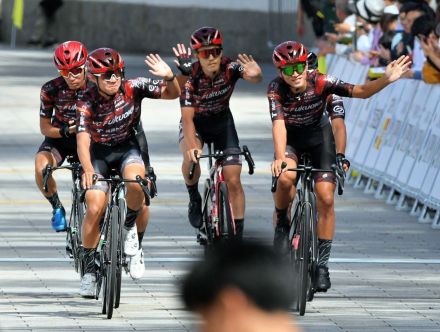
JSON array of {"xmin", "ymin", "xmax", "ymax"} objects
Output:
[{"xmin": 326, "ymin": 55, "xmax": 440, "ymax": 229}]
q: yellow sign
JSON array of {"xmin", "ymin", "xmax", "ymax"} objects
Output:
[{"xmin": 12, "ymin": 0, "xmax": 24, "ymax": 29}]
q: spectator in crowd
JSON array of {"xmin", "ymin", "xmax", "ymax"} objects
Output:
[
  {"xmin": 392, "ymin": 2, "xmax": 435, "ymax": 78},
  {"xmin": 181, "ymin": 241, "xmax": 300, "ymax": 332},
  {"xmin": 352, "ymin": 0, "xmax": 386, "ymax": 64},
  {"xmin": 416, "ymin": 19, "xmax": 440, "ymax": 83}
]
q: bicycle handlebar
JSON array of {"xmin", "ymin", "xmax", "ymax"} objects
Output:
[
  {"xmin": 188, "ymin": 146, "xmax": 255, "ymax": 180},
  {"xmin": 271, "ymin": 162, "xmax": 345, "ymax": 195},
  {"xmin": 42, "ymin": 162, "xmax": 82, "ymax": 193},
  {"xmin": 93, "ymin": 174, "xmax": 152, "ymax": 205}
]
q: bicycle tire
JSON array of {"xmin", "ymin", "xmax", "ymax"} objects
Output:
[
  {"xmin": 307, "ymin": 191, "xmax": 318, "ymax": 302},
  {"xmin": 217, "ymin": 182, "xmax": 234, "ymax": 241},
  {"xmin": 100, "ymin": 213, "xmax": 111, "ymax": 314},
  {"xmin": 290, "ymin": 197, "xmax": 302, "ymax": 312},
  {"xmin": 298, "ymin": 202, "xmax": 312, "ymax": 316},
  {"xmin": 114, "ymin": 197, "xmax": 126, "ymax": 309},
  {"xmin": 104, "ymin": 205, "xmax": 119, "ymax": 319},
  {"xmin": 200, "ymin": 179, "xmax": 214, "ymax": 250},
  {"xmin": 75, "ymin": 196, "xmax": 85, "ymax": 277}
]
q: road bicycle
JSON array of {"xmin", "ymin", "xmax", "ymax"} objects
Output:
[
  {"xmin": 271, "ymin": 154, "xmax": 344, "ymax": 316},
  {"xmin": 189, "ymin": 145, "xmax": 255, "ymax": 249},
  {"xmin": 94, "ymin": 169, "xmax": 155, "ymax": 319},
  {"xmin": 42, "ymin": 156, "xmax": 85, "ymax": 276}
]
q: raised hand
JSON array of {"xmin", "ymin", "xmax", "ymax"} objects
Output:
[
  {"xmin": 173, "ymin": 43, "xmax": 193, "ymax": 76},
  {"xmin": 237, "ymin": 54, "xmax": 262, "ymax": 81},
  {"xmin": 145, "ymin": 54, "xmax": 174, "ymax": 79},
  {"xmin": 384, "ymin": 55, "xmax": 411, "ymax": 83}
]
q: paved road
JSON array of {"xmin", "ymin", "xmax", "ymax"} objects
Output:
[{"xmin": 0, "ymin": 46, "xmax": 439, "ymax": 332}]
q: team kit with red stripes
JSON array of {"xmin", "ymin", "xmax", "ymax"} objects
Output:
[{"xmin": 34, "ymin": 27, "xmax": 411, "ymax": 299}]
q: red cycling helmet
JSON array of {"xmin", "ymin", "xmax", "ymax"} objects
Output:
[
  {"xmin": 272, "ymin": 41, "xmax": 308, "ymax": 68},
  {"xmin": 87, "ymin": 48, "xmax": 125, "ymax": 75},
  {"xmin": 190, "ymin": 27, "xmax": 223, "ymax": 50},
  {"xmin": 53, "ymin": 41, "xmax": 88, "ymax": 70}
]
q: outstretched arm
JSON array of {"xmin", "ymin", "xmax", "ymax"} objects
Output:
[
  {"xmin": 145, "ymin": 53, "xmax": 181, "ymax": 99},
  {"xmin": 237, "ymin": 54, "xmax": 263, "ymax": 83},
  {"xmin": 352, "ymin": 55, "xmax": 411, "ymax": 99}
]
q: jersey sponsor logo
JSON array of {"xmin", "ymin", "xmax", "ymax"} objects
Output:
[
  {"xmin": 202, "ymin": 86, "xmax": 231, "ymax": 100},
  {"xmin": 332, "ymin": 105, "xmax": 345, "ymax": 115},
  {"xmin": 107, "ymin": 107, "xmax": 134, "ymax": 125},
  {"xmin": 292, "ymin": 100, "xmax": 322, "ymax": 112}
]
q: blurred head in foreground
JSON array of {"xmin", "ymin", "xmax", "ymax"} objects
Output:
[{"xmin": 181, "ymin": 241, "xmax": 300, "ymax": 332}]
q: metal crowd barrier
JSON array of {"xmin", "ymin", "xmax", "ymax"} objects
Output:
[{"xmin": 326, "ymin": 55, "xmax": 440, "ymax": 229}]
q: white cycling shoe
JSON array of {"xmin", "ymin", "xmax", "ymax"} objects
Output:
[
  {"xmin": 129, "ymin": 248, "xmax": 145, "ymax": 280},
  {"xmin": 79, "ymin": 273, "xmax": 96, "ymax": 298},
  {"xmin": 124, "ymin": 224, "xmax": 139, "ymax": 256}
]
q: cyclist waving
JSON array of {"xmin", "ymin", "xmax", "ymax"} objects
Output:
[
  {"xmin": 76, "ymin": 48, "xmax": 180, "ymax": 297},
  {"xmin": 35, "ymin": 41, "xmax": 90, "ymax": 232},
  {"xmin": 178, "ymin": 27, "xmax": 262, "ymax": 239},
  {"xmin": 268, "ymin": 41, "xmax": 410, "ymax": 292}
]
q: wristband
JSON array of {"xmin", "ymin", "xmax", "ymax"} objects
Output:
[{"xmin": 164, "ymin": 73, "xmax": 176, "ymax": 82}]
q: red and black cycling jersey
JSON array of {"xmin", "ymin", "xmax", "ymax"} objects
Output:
[
  {"xmin": 180, "ymin": 56, "xmax": 244, "ymax": 118},
  {"xmin": 40, "ymin": 76, "xmax": 91, "ymax": 130},
  {"xmin": 326, "ymin": 94, "xmax": 345, "ymax": 120},
  {"xmin": 77, "ymin": 78, "xmax": 163, "ymax": 146},
  {"xmin": 267, "ymin": 71, "xmax": 353, "ymax": 129}
]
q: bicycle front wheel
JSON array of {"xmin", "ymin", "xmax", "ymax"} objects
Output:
[
  {"xmin": 104, "ymin": 205, "xmax": 119, "ymax": 319},
  {"xmin": 297, "ymin": 202, "xmax": 312, "ymax": 316},
  {"xmin": 217, "ymin": 182, "xmax": 234, "ymax": 242},
  {"xmin": 75, "ymin": 195, "xmax": 85, "ymax": 277},
  {"xmin": 115, "ymin": 197, "xmax": 126, "ymax": 309}
]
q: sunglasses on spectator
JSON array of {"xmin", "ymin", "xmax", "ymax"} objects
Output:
[
  {"xmin": 197, "ymin": 47, "xmax": 222, "ymax": 59},
  {"xmin": 58, "ymin": 65, "xmax": 85, "ymax": 78},
  {"xmin": 95, "ymin": 69, "xmax": 124, "ymax": 81},
  {"xmin": 281, "ymin": 62, "xmax": 307, "ymax": 76}
]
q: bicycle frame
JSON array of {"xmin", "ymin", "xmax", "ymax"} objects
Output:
[
  {"xmin": 206, "ymin": 147, "xmax": 233, "ymax": 238},
  {"xmin": 271, "ymin": 153, "xmax": 344, "ymax": 315},
  {"xmin": 190, "ymin": 144, "xmax": 255, "ymax": 245}
]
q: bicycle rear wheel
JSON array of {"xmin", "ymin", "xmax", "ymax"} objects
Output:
[{"xmin": 217, "ymin": 182, "xmax": 234, "ymax": 242}]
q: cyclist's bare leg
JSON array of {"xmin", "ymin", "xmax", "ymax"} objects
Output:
[
  {"xmin": 34, "ymin": 151, "xmax": 57, "ymax": 197},
  {"xmin": 179, "ymin": 138, "xmax": 203, "ymax": 185},
  {"xmin": 82, "ymin": 190, "xmax": 107, "ymax": 248},
  {"xmin": 222, "ymin": 165, "xmax": 244, "ymax": 219},
  {"xmin": 272, "ymin": 157, "xmax": 297, "ymax": 252},
  {"xmin": 314, "ymin": 181, "xmax": 336, "ymax": 291},
  {"xmin": 314, "ymin": 182, "xmax": 336, "ymax": 240},
  {"xmin": 273, "ymin": 157, "xmax": 297, "ymax": 210},
  {"xmin": 123, "ymin": 163, "xmax": 146, "ymax": 211},
  {"xmin": 135, "ymin": 204, "xmax": 149, "ymax": 234},
  {"xmin": 180, "ymin": 137, "xmax": 204, "ymax": 228}
]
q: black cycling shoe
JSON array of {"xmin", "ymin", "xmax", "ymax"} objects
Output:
[
  {"xmin": 273, "ymin": 225, "xmax": 290, "ymax": 254},
  {"xmin": 315, "ymin": 265, "xmax": 331, "ymax": 292},
  {"xmin": 188, "ymin": 197, "xmax": 202, "ymax": 228}
]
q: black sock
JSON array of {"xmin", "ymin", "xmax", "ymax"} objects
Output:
[
  {"xmin": 124, "ymin": 207, "xmax": 138, "ymax": 229},
  {"xmin": 275, "ymin": 207, "xmax": 289, "ymax": 227},
  {"xmin": 83, "ymin": 247, "xmax": 96, "ymax": 274},
  {"xmin": 235, "ymin": 219, "xmax": 244, "ymax": 240},
  {"xmin": 186, "ymin": 183, "xmax": 200, "ymax": 201},
  {"xmin": 47, "ymin": 192, "xmax": 62, "ymax": 209},
  {"xmin": 138, "ymin": 231, "xmax": 145, "ymax": 249},
  {"xmin": 318, "ymin": 239, "xmax": 333, "ymax": 266}
]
